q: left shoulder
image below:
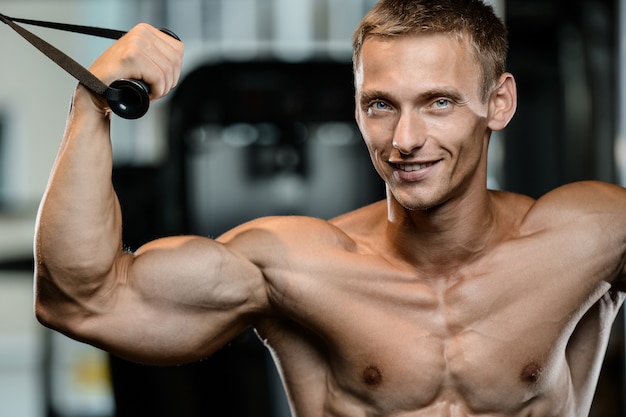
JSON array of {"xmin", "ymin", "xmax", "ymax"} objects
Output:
[
  {"xmin": 523, "ymin": 181, "xmax": 626, "ymax": 232},
  {"xmin": 539, "ymin": 180, "xmax": 626, "ymax": 213}
]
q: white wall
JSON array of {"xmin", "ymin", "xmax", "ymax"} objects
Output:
[{"xmin": 0, "ymin": 1, "xmax": 78, "ymax": 207}]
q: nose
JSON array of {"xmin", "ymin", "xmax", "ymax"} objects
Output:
[{"xmin": 392, "ymin": 111, "xmax": 426, "ymax": 155}]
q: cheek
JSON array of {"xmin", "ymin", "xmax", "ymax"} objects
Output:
[
  {"xmin": 454, "ymin": 132, "xmax": 487, "ymax": 173},
  {"xmin": 360, "ymin": 128, "xmax": 395, "ymax": 166},
  {"xmin": 363, "ymin": 145, "xmax": 388, "ymax": 180},
  {"xmin": 359, "ymin": 123, "xmax": 387, "ymax": 158},
  {"xmin": 357, "ymin": 108, "xmax": 396, "ymax": 140},
  {"xmin": 364, "ymin": 142, "xmax": 381, "ymax": 166},
  {"xmin": 447, "ymin": 118, "xmax": 488, "ymax": 156}
]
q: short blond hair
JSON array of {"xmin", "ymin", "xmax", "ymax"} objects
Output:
[{"xmin": 353, "ymin": 0, "xmax": 508, "ymax": 102}]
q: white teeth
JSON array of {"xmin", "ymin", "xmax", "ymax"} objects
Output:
[{"xmin": 398, "ymin": 162, "xmax": 434, "ymax": 172}]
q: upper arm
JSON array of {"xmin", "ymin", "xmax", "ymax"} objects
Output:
[
  {"xmin": 526, "ymin": 181, "xmax": 626, "ymax": 289},
  {"xmin": 39, "ymin": 234, "xmax": 270, "ymax": 366},
  {"xmin": 580, "ymin": 182, "xmax": 626, "ymax": 288}
]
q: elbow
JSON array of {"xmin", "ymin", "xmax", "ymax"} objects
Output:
[
  {"xmin": 36, "ymin": 248, "xmax": 118, "ymax": 288},
  {"xmin": 34, "ymin": 225, "xmax": 124, "ymax": 292},
  {"xmin": 33, "ymin": 260, "xmax": 52, "ymax": 325},
  {"xmin": 33, "ymin": 264, "xmax": 69, "ymax": 331},
  {"xmin": 32, "ymin": 261, "xmax": 103, "ymax": 336},
  {"xmin": 34, "ymin": 296, "xmax": 55, "ymax": 331},
  {"xmin": 34, "ymin": 238, "xmax": 125, "ymax": 302},
  {"xmin": 33, "ymin": 268, "xmax": 103, "ymax": 348}
]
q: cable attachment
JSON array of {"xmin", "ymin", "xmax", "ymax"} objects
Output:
[{"xmin": 0, "ymin": 13, "xmax": 180, "ymax": 119}]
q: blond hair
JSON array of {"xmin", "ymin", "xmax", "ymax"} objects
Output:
[{"xmin": 353, "ymin": 0, "xmax": 508, "ymax": 102}]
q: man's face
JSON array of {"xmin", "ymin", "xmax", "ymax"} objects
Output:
[{"xmin": 354, "ymin": 33, "xmax": 492, "ymax": 211}]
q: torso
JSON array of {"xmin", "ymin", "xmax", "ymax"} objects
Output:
[{"xmin": 227, "ymin": 184, "xmax": 626, "ymax": 417}]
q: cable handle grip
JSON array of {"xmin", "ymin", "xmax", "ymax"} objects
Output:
[
  {"xmin": 0, "ymin": 13, "xmax": 180, "ymax": 119},
  {"xmin": 105, "ymin": 28, "xmax": 181, "ymax": 119}
]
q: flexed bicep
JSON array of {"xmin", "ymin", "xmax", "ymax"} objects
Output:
[
  {"xmin": 41, "ymin": 235, "xmax": 269, "ymax": 366},
  {"xmin": 117, "ymin": 235, "xmax": 269, "ymax": 364}
]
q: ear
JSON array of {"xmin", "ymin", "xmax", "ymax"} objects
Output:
[{"xmin": 487, "ymin": 73, "xmax": 517, "ymax": 131}]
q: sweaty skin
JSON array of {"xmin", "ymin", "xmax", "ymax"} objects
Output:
[{"xmin": 34, "ymin": 27, "xmax": 626, "ymax": 417}]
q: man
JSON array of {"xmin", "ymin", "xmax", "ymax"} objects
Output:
[{"xmin": 34, "ymin": 0, "xmax": 626, "ymax": 415}]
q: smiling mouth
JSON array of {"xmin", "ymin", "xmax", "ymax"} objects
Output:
[{"xmin": 396, "ymin": 162, "xmax": 438, "ymax": 172}]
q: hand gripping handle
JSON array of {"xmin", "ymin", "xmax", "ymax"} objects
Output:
[
  {"xmin": 105, "ymin": 29, "xmax": 181, "ymax": 119},
  {"xmin": 0, "ymin": 13, "xmax": 180, "ymax": 120}
]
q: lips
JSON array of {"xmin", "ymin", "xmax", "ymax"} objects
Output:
[{"xmin": 396, "ymin": 162, "xmax": 437, "ymax": 172}]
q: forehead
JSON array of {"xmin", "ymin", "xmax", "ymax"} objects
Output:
[{"xmin": 355, "ymin": 33, "xmax": 481, "ymax": 95}]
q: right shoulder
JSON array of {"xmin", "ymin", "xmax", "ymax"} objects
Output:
[{"xmin": 217, "ymin": 215, "xmax": 359, "ymax": 266}]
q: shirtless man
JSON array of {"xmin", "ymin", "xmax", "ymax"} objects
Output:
[{"xmin": 34, "ymin": 0, "xmax": 626, "ymax": 416}]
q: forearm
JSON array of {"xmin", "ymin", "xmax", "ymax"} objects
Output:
[
  {"xmin": 35, "ymin": 85, "xmax": 123, "ymax": 300},
  {"xmin": 31, "ymin": 25, "xmax": 243, "ymax": 361},
  {"xmin": 35, "ymin": 23, "xmax": 184, "ymax": 298}
]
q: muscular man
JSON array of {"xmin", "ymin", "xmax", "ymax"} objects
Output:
[{"xmin": 34, "ymin": 0, "xmax": 626, "ymax": 415}]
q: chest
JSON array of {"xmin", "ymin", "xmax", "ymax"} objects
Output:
[
  {"xmin": 266, "ymin": 236, "xmax": 619, "ymax": 413},
  {"xmin": 304, "ymin": 283, "xmax": 574, "ymax": 413}
]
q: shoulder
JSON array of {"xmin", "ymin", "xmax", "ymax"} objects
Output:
[
  {"xmin": 538, "ymin": 181, "xmax": 626, "ymax": 206},
  {"xmin": 218, "ymin": 200, "xmax": 388, "ymax": 250},
  {"xmin": 522, "ymin": 181, "xmax": 626, "ymax": 231},
  {"xmin": 218, "ymin": 215, "xmax": 354, "ymax": 244},
  {"xmin": 329, "ymin": 200, "xmax": 387, "ymax": 238},
  {"xmin": 216, "ymin": 215, "xmax": 358, "ymax": 263},
  {"xmin": 215, "ymin": 201, "xmax": 389, "ymax": 272}
]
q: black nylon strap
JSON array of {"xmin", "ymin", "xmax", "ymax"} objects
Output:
[
  {"xmin": 0, "ymin": 13, "xmax": 179, "ymax": 118},
  {"xmin": 1, "ymin": 14, "xmax": 126, "ymax": 40},
  {"xmin": 0, "ymin": 13, "xmax": 116, "ymax": 98}
]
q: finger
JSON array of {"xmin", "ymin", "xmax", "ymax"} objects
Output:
[
  {"xmin": 150, "ymin": 28, "xmax": 184, "ymax": 94},
  {"xmin": 97, "ymin": 24, "xmax": 181, "ymax": 100},
  {"xmin": 124, "ymin": 24, "xmax": 184, "ymax": 99}
]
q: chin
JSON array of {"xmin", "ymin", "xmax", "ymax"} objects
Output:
[
  {"xmin": 386, "ymin": 179, "xmax": 453, "ymax": 213},
  {"xmin": 391, "ymin": 192, "xmax": 442, "ymax": 212},
  {"xmin": 400, "ymin": 201, "xmax": 436, "ymax": 212}
]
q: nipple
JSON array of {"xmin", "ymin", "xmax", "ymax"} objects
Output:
[
  {"xmin": 520, "ymin": 362, "xmax": 543, "ymax": 384},
  {"xmin": 362, "ymin": 365, "xmax": 383, "ymax": 387}
]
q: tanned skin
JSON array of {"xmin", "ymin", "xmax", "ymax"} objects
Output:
[{"xmin": 34, "ymin": 24, "xmax": 626, "ymax": 416}]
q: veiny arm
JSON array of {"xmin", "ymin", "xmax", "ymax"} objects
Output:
[{"xmin": 34, "ymin": 24, "xmax": 269, "ymax": 365}]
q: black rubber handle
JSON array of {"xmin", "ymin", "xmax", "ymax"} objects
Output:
[
  {"xmin": 105, "ymin": 28, "xmax": 180, "ymax": 119},
  {"xmin": 106, "ymin": 79, "xmax": 150, "ymax": 119}
]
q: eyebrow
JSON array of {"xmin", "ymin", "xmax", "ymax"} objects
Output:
[
  {"xmin": 421, "ymin": 88, "xmax": 467, "ymax": 104},
  {"xmin": 358, "ymin": 90, "xmax": 388, "ymax": 105},
  {"xmin": 358, "ymin": 87, "xmax": 468, "ymax": 106}
]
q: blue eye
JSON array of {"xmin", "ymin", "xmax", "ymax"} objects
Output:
[
  {"xmin": 365, "ymin": 100, "xmax": 391, "ymax": 117},
  {"xmin": 433, "ymin": 99, "xmax": 450, "ymax": 108},
  {"xmin": 373, "ymin": 101, "xmax": 389, "ymax": 110}
]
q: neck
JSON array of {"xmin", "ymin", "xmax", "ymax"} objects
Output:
[{"xmin": 385, "ymin": 188, "xmax": 498, "ymax": 275}]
